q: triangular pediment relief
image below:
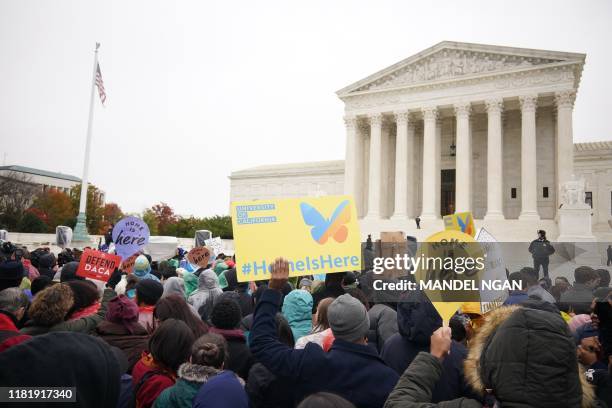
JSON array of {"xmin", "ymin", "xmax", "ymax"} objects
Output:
[{"xmin": 338, "ymin": 42, "xmax": 585, "ymax": 95}]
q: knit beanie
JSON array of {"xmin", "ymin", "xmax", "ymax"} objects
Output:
[
  {"xmin": 327, "ymin": 294, "xmax": 370, "ymax": 342},
  {"xmin": 60, "ymin": 262, "xmax": 84, "ymax": 283},
  {"xmin": 0, "ymin": 260, "xmax": 25, "ymax": 290},
  {"xmin": 211, "ymin": 298, "xmax": 241, "ymax": 330},
  {"xmin": 106, "ymin": 295, "xmax": 140, "ymax": 334}
]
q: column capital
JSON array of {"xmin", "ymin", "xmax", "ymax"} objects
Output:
[
  {"xmin": 519, "ymin": 94, "xmax": 538, "ymax": 112},
  {"xmin": 393, "ymin": 110, "xmax": 409, "ymax": 125},
  {"xmin": 485, "ymin": 97, "xmax": 504, "ymax": 114},
  {"xmin": 368, "ymin": 113, "xmax": 383, "ymax": 127},
  {"xmin": 421, "ymin": 106, "xmax": 438, "ymax": 121},
  {"xmin": 453, "ymin": 102, "xmax": 471, "ymax": 117},
  {"xmin": 343, "ymin": 115, "xmax": 358, "ymax": 129},
  {"xmin": 555, "ymin": 90, "xmax": 576, "ymax": 109}
]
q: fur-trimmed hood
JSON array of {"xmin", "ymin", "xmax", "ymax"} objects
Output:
[
  {"xmin": 177, "ymin": 363, "xmax": 245, "ymax": 386},
  {"xmin": 464, "ymin": 305, "xmax": 595, "ymax": 408}
]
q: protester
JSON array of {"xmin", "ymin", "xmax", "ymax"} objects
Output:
[
  {"xmin": 210, "ymin": 297, "xmax": 254, "ymax": 380},
  {"xmin": 366, "ymin": 298, "xmax": 398, "ymax": 353},
  {"xmin": 192, "ymin": 369, "xmax": 249, "ymax": 408},
  {"xmin": 381, "ymin": 290, "xmax": 472, "ymax": 402},
  {"xmin": 134, "ymin": 255, "xmax": 160, "ymax": 282},
  {"xmin": 135, "ymin": 279, "xmax": 164, "ymax": 331},
  {"xmin": 155, "ymin": 333, "xmax": 234, "ymax": 408},
  {"xmin": 153, "ymin": 294, "xmax": 208, "ymax": 338},
  {"xmin": 222, "ymin": 268, "xmax": 254, "ymax": 317},
  {"xmin": 59, "ymin": 261, "xmax": 83, "ymax": 282},
  {"xmin": 162, "ymin": 276, "xmax": 186, "ymax": 299},
  {"xmin": 448, "ymin": 314, "xmax": 472, "ymax": 346},
  {"xmin": 569, "ymin": 314, "xmax": 592, "ymax": 334},
  {"xmin": 21, "ymin": 283, "xmax": 114, "ymax": 335},
  {"xmin": 132, "ymin": 319, "xmax": 195, "ymax": 408},
  {"xmin": 65, "ymin": 280, "xmax": 101, "ymax": 319},
  {"xmin": 561, "ymin": 266, "xmax": 599, "ymax": 314},
  {"xmin": 251, "ymin": 258, "xmax": 399, "ymax": 407},
  {"xmin": 0, "ymin": 260, "xmax": 25, "ymax": 291},
  {"xmin": 37, "ymin": 252, "xmax": 56, "ymax": 279},
  {"xmin": 0, "ymin": 287, "xmax": 31, "ymax": 352},
  {"xmin": 384, "ymin": 306, "xmax": 596, "ymax": 408},
  {"xmin": 240, "ymin": 284, "xmax": 267, "ymax": 343},
  {"xmin": 312, "ymin": 272, "xmax": 346, "ymax": 313},
  {"xmin": 182, "ymin": 270, "xmax": 198, "ymax": 298},
  {"xmin": 188, "ymin": 269, "xmax": 223, "ymax": 321},
  {"xmin": 524, "ymin": 270, "xmax": 556, "ymax": 303},
  {"xmin": 0, "ymin": 332, "xmax": 121, "ymax": 407},
  {"xmin": 594, "ymin": 268, "xmax": 611, "ymax": 299},
  {"xmin": 282, "ymin": 288, "xmax": 313, "ymax": 342},
  {"xmin": 95, "ymin": 294, "xmax": 149, "ymax": 372},
  {"xmin": 502, "ymin": 271, "xmax": 529, "ymax": 305},
  {"xmin": 295, "ymin": 297, "xmax": 335, "ymax": 350},
  {"xmin": 247, "ymin": 313, "xmax": 296, "ymax": 408},
  {"xmin": 30, "ymin": 275, "xmax": 53, "ymax": 296}
]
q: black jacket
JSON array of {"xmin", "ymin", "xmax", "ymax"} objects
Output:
[
  {"xmin": 528, "ymin": 238, "xmax": 555, "ymax": 259},
  {"xmin": 246, "ymin": 362, "xmax": 295, "ymax": 408}
]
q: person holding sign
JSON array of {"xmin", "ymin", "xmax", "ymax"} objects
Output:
[{"xmin": 250, "ymin": 257, "xmax": 399, "ymax": 408}]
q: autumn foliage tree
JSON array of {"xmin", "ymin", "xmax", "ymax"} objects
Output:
[
  {"xmin": 142, "ymin": 202, "xmax": 233, "ymax": 239},
  {"xmin": 30, "ymin": 189, "xmax": 75, "ymax": 232}
]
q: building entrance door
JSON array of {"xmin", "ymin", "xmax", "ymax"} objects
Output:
[{"xmin": 441, "ymin": 169, "xmax": 455, "ymax": 216}]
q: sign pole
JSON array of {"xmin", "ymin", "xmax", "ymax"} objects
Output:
[{"xmin": 73, "ymin": 42, "xmax": 100, "ymax": 244}]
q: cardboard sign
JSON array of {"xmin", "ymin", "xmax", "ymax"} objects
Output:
[
  {"xmin": 231, "ymin": 195, "xmax": 361, "ymax": 282},
  {"xmin": 112, "ymin": 216, "xmax": 150, "ymax": 260},
  {"xmin": 76, "ymin": 248, "xmax": 122, "ymax": 282},
  {"xmin": 187, "ymin": 246, "xmax": 212, "ymax": 268},
  {"xmin": 443, "ymin": 212, "xmax": 475, "ymax": 237},
  {"xmin": 475, "ymin": 228, "xmax": 508, "ymax": 313},
  {"xmin": 120, "ymin": 253, "xmax": 139, "ymax": 274}
]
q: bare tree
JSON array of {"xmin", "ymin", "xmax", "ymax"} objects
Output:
[{"xmin": 0, "ymin": 171, "xmax": 40, "ymax": 229}]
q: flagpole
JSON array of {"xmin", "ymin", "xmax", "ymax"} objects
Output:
[{"xmin": 73, "ymin": 42, "xmax": 100, "ymax": 243}]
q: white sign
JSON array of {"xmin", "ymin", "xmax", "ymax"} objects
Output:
[
  {"xmin": 476, "ymin": 228, "xmax": 508, "ymax": 313},
  {"xmin": 204, "ymin": 237, "xmax": 224, "ymax": 257}
]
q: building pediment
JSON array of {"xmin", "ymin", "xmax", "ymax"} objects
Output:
[{"xmin": 337, "ymin": 41, "xmax": 585, "ymax": 97}]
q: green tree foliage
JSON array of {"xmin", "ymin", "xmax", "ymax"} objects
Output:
[
  {"xmin": 70, "ymin": 184, "xmax": 105, "ymax": 234},
  {"xmin": 17, "ymin": 209, "xmax": 48, "ymax": 233},
  {"xmin": 30, "ymin": 190, "xmax": 75, "ymax": 232},
  {"xmin": 142, "ymin": 203, "xmax": 232, "ymax": 238}
]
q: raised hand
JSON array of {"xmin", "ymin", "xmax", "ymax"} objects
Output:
[{"xmin": 269, "ymin": 257, "xmax": 289, "ymax": 291}]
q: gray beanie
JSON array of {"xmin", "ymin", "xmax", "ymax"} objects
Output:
[{"xmin": 327, "ymin": 294, "xmax": 370, "ymax": 342}]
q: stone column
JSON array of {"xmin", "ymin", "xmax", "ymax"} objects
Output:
[
  {"xmin": 454, "ymin": 102, "xmax": 472, "ymax": 213},
  {"xmin": 343, "ymin": 115, "xmax": 359, "ymax": 201},
  {"xmin": 484, "ymin": 98, "xmax": 505, "ymax": 220},
  {"xmin": 391, "ymin": 111, "xmax": 409, "ymax": 220},
  {"xmin": 421, "ymin": 107, "xmax": 440, "ymax": 220},
  {"xmin": 406, "ymin": 121, "xmax": 416, "ymax": 217},
  {"xmin": 518, "ymin": 94, "xmax": 540, "ymax": 221},
  {"xmin": 555, "ymin": 90, "xmax": 576, "ymax": 204},
  {"xmin": 365, "ymin": 113, "xmax": 383, "ymax": 219}
]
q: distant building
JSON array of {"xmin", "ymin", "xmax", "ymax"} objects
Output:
[{"xmin": 0, "ymin": 165, "xmax": 104, "ymax": 203}]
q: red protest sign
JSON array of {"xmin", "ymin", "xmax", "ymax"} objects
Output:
[
  {"xmin": 187, "ymin": 246, "xmax": 211, "ymax": 268},
  {"xmin": 76, "ymin": 248, "xmax": 122, "ymax": 282},
  {"xmin": 120, "ymin": 253, "xmax": 139, "ymax": 274}
]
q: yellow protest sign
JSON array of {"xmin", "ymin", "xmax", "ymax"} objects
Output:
[
  {"xmin": 443, "ymin": 211, "xmax": 475, "ymax": 237},
  {"xmin": 231, "ymin": 195, "xmax": 362, "ymax": 282}
]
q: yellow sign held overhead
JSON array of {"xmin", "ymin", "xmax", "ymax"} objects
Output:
[
  {"xmin": 443, "ymin": 211, "xmax": 475, "ymax": 237},
  {"xmin": 231, "ymin": 195, "xmax": 362, "ymax": 282}
]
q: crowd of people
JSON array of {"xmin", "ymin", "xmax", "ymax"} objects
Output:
[{"xmin": 0, "ymin": 239, "xmax": 610, "ymax": 408}]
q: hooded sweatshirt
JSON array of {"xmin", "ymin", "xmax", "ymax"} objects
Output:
[
  {"xmin": 162, "ymin": 277, "xmax": 186, "ymax": 299},
  {"xmin": 188, "ymin": 270, "xmax": 223, "ymax": 320},
  {"xmin": 380, "ymin": 290, "xmax": 473, "ymax": 403},
  {"xmin": 182, "ymin": 272, "xmax": 198, "ymax": 297},
  {"xmin": 153, "ymin": 363, "xmax": 223, "ymax": 408},
  {"xmin": 281, "ymin": 289, "xmax": 313, "ymax": 342}
]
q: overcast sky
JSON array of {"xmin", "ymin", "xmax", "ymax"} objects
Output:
[{"xmin": 1, "ymin": 0, "xmax": 610, "ymax": 217}]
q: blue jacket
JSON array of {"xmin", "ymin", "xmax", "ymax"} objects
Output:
[
  {"xmin": 503, "ymin": 291, "xmax": 529, "ymax": 305},
  {"xmin": 192, "ymin": 371, "xmax": 248, "ymax": 408},
  {"xmin": 380, "ymin": 290, "xmax": 475, "ymax": 403},
  {"xmin": 251, "ymin": 289, "xmax": 399, "ymax": 408}
]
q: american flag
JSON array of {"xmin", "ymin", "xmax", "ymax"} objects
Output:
[{"xmin": 95, "ymin": 62, "xmax": 107, "ymax": 105}]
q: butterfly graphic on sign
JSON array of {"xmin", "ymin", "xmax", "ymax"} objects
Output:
[
  {"xmin": 300, "ymin": 200, "xmax": 351, "ymax": 244},
  {"xmin": 443, "ymin": 211, "xmax": 475, "ymax": 237}
]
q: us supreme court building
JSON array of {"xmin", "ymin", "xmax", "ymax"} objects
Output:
[{"xmin": 230, "ymin": 42, "xmax": 612, "ymax": 241}]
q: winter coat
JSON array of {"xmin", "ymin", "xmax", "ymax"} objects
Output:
[
  {"xmin": 502, "ymin": 291, "xmax": 529, "ymax": 306},
  {"xmin": 188, "ymin": 269, "xmax": 223, "ymax": 319},
  {"xmin": 132, "ymin": 352, "xmax": 176, "ymax": 408},
  {"xmin": 384, "ymin": 306, "xmax": 597, "ymax": 408},
  {"xmin": 380, "ymin": 290, "xmax": 472, "ymax": 403},
  {"xmin": 182, "ymin": 272, "xmax": 198, "ymax": 297},
  {"xmin": 193, "ymin": 370, "xmax": 249, "ymax": 408},
  {"xmin": 528, "ymin": 238, "xmax": 555, "ymax": 259},
  {"xmin": 247, "ymin": 362, "xmax": 295, "ymax": 408},
  {"xmin": 37, "ymin": 253, "xmax": 56, "ymax": 279},
  {"xmin": 311, "ymin": 283, "xmax": 345, "ymax": 313},
  {"xmin": 20, "ymin": 287, "xmax": 114, "ymax": 336},
  {"xmin": 527, "ymin": 285, "xmax": 556, "ymax": 303},
  {"xmin": 162, "ymin": 276, "xmax": 186, "ymax": 299},
  {"xmin": 0, "ymin": 311, "xmax": 31, "ymax": 352},
  {"xmin": 0, "ymin": 332, "xmax": 121, "ymax": 408},
  {"xmin": 94, "ymin": 320, "xmax": 149, "ymax": 373},
  {"xmin": 367, "ymin": 303, "xmax": 398, "ymax": 353},
  {"xmin": 153, "ymin": 363, "xmax": 221, "ymax": 408},
  {"xmin": 209, "ymin": 327, "xmax": 254, "ymax": 380},
  {"xmin": 251, "ymin": 289, "xmax": 399, "ymax": 408},
  {"xmin": 281, "ymin": 289, "xmax": 313, "ymax": 341}
]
